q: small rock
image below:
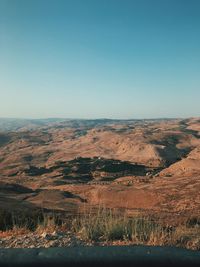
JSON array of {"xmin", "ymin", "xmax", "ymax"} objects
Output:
[
  {"xmin": 41, "ymin": 232, "xmax": 47, "ymax": 238},
  {"xmin": 41, "ymin": 232, "xmax": 51, "ymax": 240}
]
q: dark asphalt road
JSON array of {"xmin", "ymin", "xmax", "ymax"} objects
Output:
[{"xmin": 0, "ymin": 245, "xmax": 200, "ymax": 267}]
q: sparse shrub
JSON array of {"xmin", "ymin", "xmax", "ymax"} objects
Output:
[{"xmin": 0, "ymin": 208, "xmax": 58, "ymax": 233}]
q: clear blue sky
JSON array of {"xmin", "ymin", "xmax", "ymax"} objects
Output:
[{"xmin": 0, "ymin": 0, "xmax": 200, "ymax": 119}]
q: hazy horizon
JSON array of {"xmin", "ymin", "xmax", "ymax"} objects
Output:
[
  {"xmin": 1, "ymin": 0, "xmax": 200, "ymax": 118},
  {"xmin": 0, "ymin": 116, "xmax": 198, "ymax": 121}
]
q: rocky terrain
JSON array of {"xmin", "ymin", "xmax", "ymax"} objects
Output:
[{"xmin": 0, "ymin": 117, "xmax": 200, "ymax": 248}]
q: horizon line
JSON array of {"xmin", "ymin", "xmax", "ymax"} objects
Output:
[{"xmin": 0, "ymin": 116, "xmax": 199, "ymax": 121}]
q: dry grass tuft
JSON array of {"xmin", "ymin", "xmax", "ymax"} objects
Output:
[
  {"xmin": 70, "ymin": 208, "xmax": 200, "ymax": 249},
  {"xmin": 36, "ymin": 213, "xmax": 58, "ymax": 234},
  {"xmin": 0, "ymin": 227, "xmax": 31, "ymax": 238},
  {"xmin": 71, "ymin": 207, "xmax": 172, "ymax": 244}
]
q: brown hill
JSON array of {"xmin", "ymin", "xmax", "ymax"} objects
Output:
[{"xmin": 0, "ymin": 117, "xmax": 200, "ymax": 226}]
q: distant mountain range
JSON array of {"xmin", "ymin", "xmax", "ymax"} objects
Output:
[{"xmin": 0, "ymin": 117, "xmax": 179, "ymax": 132}]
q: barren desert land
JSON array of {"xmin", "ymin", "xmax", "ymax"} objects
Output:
[{"xmin": 0, "ymin": 117, "xmax": 200, "ymax": 249}]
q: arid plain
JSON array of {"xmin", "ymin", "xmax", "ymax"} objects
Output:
[{"xmin": 0, "ymin": 117, "xmax": 200, "ymax": 248}]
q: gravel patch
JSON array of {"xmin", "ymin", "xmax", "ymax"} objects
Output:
[{"xmin": 0, "ymin": 231, "xmax": 88, "ymax": 248}]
